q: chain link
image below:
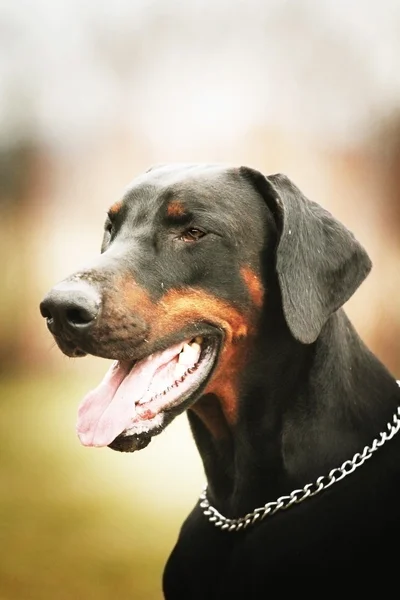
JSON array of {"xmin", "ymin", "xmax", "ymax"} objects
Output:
[{"xmin": 199, "ymin": 382, "xmax": 400, "ymax": 532}]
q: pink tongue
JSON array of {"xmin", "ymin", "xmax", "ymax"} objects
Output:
[{"xmin": 76, "ymin": 342, "xmax": 184, "ymax": 447}]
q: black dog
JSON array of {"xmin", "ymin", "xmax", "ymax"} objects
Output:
[{"xmin": 40, "ymin": 165, "xmax": 400, "ymax": 596}]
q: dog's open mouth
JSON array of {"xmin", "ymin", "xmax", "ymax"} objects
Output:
[{"xmin": 76, "ymin": 336, "xmax": 219, "ymax": 452}]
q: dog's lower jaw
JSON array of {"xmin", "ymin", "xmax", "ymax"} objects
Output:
[{"xmin": 108, "ymin": 434, "xmax": 152, "ymax": 452}]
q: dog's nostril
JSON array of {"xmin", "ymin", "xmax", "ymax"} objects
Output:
[
  {"xmin": 40, "ymin": 306, "xmax": 53, "ymax": 321},
  {"xmin": 65, "ymin": 307, "xmax": 95, "ymax": 326}
]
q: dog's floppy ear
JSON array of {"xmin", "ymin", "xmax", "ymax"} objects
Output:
[{"xmin": 239, "ymin": 168, "xmax": 372, "ymax": 344}]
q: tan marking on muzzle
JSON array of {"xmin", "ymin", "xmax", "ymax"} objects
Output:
[
  {"xmin": 154, "ymin": 289, "xmax": 253, "ymax": 433},
  {"xmin": 102, "ymin": 282, "xmax": 257, "ymax": 437},
  {"xmin": 101, "ymin": 276, "xmax": 155, "ymax": 328}
]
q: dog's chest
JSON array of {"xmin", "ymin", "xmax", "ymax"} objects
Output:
[{"xmin": 164, "ymin": 476, "xmax": 400, "ymax": 598}]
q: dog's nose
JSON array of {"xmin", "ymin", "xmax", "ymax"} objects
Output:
[{"xmin": 40, "ymin": 282, "xmax": 101, "ymax": 334}]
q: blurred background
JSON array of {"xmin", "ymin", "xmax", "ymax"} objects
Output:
[{"xmin": 1, "ymin": 1, "xmax": 400, "ymax": 598}]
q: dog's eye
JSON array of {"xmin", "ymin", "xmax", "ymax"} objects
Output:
[
  {"xmin": 101, "ymin": 220, "xmax": 114, "ymax": 252},
  {"xmin": 180, "ymin": 228, "xmax": 206, "ymax": 242},
  {"xmin": 104, "ymin": 221, "xmax": 113, "ymax": 237}
]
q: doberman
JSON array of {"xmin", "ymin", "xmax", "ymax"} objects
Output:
[{"xmin": 40, "ymin": 164, "xmax": 400, "ymax": 596}]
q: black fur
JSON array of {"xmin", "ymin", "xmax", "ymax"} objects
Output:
[{"xmin": 40, "ymin": 164, "xmax": 400, "ymax": 596}]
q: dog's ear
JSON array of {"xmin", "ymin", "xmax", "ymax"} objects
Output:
[{"xmin": 239, "ymin": 168, "xmax": 372, "ymax": 344}]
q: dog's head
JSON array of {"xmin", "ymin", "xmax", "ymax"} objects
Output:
[{"xmin": 40, "ymin": 164, "xmax": 371, "ymax": 451}]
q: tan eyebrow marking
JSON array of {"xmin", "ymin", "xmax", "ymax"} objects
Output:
[
  {"xmin": 166, "ymin": 201, "xmax": 186, "ymax": 217},
  {"xmin": 108, "ymin": 200, "xmax": 123, "ymax": 216}
]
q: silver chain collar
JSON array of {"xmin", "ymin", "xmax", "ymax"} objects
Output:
[{"xmin": 199, "ymin": 381, "xmax": 400, "ymax": 532}]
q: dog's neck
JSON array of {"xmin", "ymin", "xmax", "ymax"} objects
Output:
[{"xmin": 188, "ymin": 309, "xmax": 400, "ymax": 519}]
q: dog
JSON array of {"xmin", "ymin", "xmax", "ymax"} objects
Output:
[{"xmin": 40, "ymin": 164, "xmax": 400, "ymax": 596}]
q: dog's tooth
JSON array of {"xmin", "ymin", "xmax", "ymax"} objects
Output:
[
  {"xmin": 175, "ymin": 364, "xmax": 187, "ymax": 379},
  {"xmin": 194, "ymin": 336, "xmax": 203, "ymax": 344},
  {"xmin": 190, "ymin": 342, "xmax": 201, "ymax": 353},
  {"xmin": 178, "ymin": 344, "xmax": 193, "ymax": 364},
  {"xmin": 188, "ymin": 342, "xmax": 201, "ymax": 361},
  {"xmin": 178, "ymin": 342, "xmax": 201, "ymax": 365}
]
